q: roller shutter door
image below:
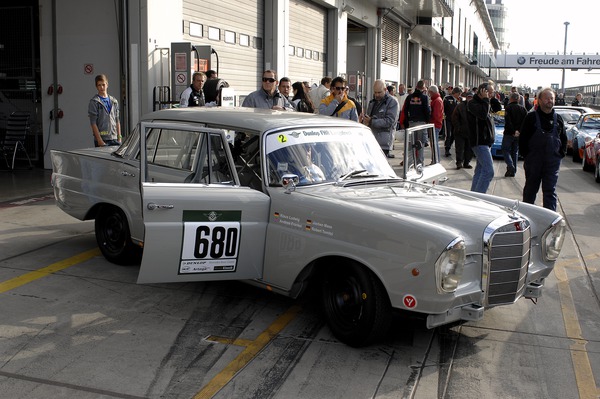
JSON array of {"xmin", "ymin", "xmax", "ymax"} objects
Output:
[
  {"xmin": 182, "ymin": 0, "xmax": 263, "ymax": 97},
  {"xmin": 288, "ymin": 0, "xmax": 327, "ymax": 85}
]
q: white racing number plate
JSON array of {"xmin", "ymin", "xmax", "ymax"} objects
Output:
[{"xmin": 180, "ymin": 210, "xmax": 241, "ymax": 274}]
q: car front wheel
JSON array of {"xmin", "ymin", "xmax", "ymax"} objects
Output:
[
  {"xmin": 583, "ymin": 149, "xmax": 594, "ymax": 172},
  {"xmin": 573, "ymin": 139, "xmax": 581, "ymax": 162},
  {"xmin": 95, "ymin": 205, "xmax": 141, "ymax": 265},
  {"xmin": 321, "ymin": 262, "xmax": 392, "ymax": 347}
]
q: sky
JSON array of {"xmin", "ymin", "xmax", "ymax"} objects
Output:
[{"xmin": 501, "ymin": 0, "xmax": 599, "ymax": 90}]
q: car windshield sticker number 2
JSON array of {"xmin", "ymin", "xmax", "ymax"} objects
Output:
[{"xmin": 180, "ymin": 212, "xmax": 241, "ymax": 274}]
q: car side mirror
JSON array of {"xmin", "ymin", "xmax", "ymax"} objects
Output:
[{"xmin": 281, "ymin": 173, "xmax": 299, "ymax": 193}]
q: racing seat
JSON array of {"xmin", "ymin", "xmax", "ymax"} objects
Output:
[{"xmin": 1, "ymin": 111, "xmax": 33, "ymax": 170}]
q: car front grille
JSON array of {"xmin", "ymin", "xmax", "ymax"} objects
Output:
[{"xmin": 483, "ymin": 217, "xmax": 531, "ymax": 307}]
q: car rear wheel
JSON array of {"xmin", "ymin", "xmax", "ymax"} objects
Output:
[
  {"xmin": 596, "ymin": 158, "xmax": 600, "ymax": 183},
  {"xmin": 321, "ymin": 261, "xmax": 392, "ymax": 347},
  {"xmin": 95, "ymin": 205, "xmax": 141, "ymax": 265}
]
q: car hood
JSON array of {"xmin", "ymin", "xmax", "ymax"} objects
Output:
[
  {"xmin": 300, "ymin": 180, "xmax": 515, "ymax": 236},
  {"xmin": 577, "ymin": 127, "xmax": 600, "ymax": 137}
]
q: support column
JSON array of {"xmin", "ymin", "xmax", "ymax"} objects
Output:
[{"xmin": 264, "ymin": 0, "xmax": 289, "ymax": 76}]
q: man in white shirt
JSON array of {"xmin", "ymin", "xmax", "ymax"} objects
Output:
[{"xmin": 310, "ymin": 76, "xmax": 332, "ymax": 114}]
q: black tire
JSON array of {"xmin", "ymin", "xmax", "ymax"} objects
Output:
[
  {"xmin": 573, "ymin": 139, "xmax": 581, "ymax": 162},
  {"xmin": 321, "ymin": 262, "xmax": 392, "ymax": 347},
  {"xmin": 95, "ymin": 205, "xmax": 141, "ymax": 265},
  {"xmin": 583, "ymin": 150, "xmax": 594, "ymax": 172},
  {"xmin": 595, "ymin": 158, "xmax": 600, "ymax": 183}
]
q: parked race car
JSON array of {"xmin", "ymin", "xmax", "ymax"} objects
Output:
[
  {"xmin": 51, "ymin": 107, "xmax": 566, "ymax": 347},
  {"xmin": 554, "ymin": 106, "xmax": 595, "ymax": 153},
  {"xmin": 582, "ymin": 132, "xmax": 600, "ymax": 181},
  {"xmin": 569, "ymin": 112, "xmax": 600, "ymax": 162},
  {"xmin": 491, "ymin": 109, "xmax": 505, "ymax": 158}
]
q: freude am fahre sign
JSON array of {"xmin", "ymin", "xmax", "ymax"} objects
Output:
[{"xmin": 496, "ymin": 54, "xmax": 600, "ymax": 69}]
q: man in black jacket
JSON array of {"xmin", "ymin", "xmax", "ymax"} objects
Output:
[
  {"xmin": 442, "ymin": 87, "xmax": 461, "ymax": 156},
  {"xmin": 466, "ymin": 82, "xmax": 502, "ymax": 193},
  {"xmin": 519, "ymin": 88, "xmax": 567, "ymax": 211},
  {"xmin": 400, "ymin": 80, "xmax": 430, "ymax": 165},
  {"xmin": 502, "ymin": 92, "xmax": 528, "ymax": 177}
]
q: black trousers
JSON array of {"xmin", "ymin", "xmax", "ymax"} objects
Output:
[{"xmin": 454, "ymin": 134, "xmax": 472, "ymax": 166}]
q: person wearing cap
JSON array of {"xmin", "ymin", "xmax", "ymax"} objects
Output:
[{"xmin": 451, "ymin": 91, "xmax": 474, "ymax": 169}]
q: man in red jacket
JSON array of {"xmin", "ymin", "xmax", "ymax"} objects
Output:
[
  {"xmin": 428, "ymin": 85, "xmax": 444, "ymax": 140},
  {"xmin": 427, "ymin": 85, "xmax": 444, "ymax": 135}
]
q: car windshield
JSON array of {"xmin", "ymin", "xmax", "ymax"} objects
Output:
[
  {"xmin": 265, "ymin": 126, "xmax": 396, "ymax": 186},
  {"xmin": 555, "ymin": 109, "xmax": 582, "ymax": 123},
  {"xmin": 582, "ymin": 114, "xmax": 600, "ymax": 129}
]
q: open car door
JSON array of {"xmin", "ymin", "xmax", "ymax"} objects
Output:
[
  {"xmin": 137, "ymin": 121, "xmax": 270, "ymax": 284},
  {"xmin": 400, "ymin": 123, "xmax": 447, "ymax": 185}
]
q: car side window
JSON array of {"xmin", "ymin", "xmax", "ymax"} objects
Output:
[
  {"xmin": 145, "ymin": 128, "xmax": 201, "ymax": 170},
  {"xmin": 232, "ymin": 131, "xmax": 263, "ymax": 190},
  {"xmin": 204, "ymin": 133, "xmax": 234, "ymax": 184},
  {"xmin": 140, "ymin": 128, "xmax": 233, "ymax": 185}
]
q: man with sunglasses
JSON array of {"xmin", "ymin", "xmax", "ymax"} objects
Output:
[
  {"xmin": 242, "ymin": 70, "xmax": 295, "ymax": 111},
  {"xmin": 318, "ymin": 76, "xmax": 358, "ymax": 121}
]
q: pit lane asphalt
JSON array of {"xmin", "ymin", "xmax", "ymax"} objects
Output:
[{"xmin": 0, "ymin": 148, "xmax": 599, "ymax": 398}]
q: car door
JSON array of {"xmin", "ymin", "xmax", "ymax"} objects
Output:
[{"xmin": 137, "ymin": 121, "xmax": 270, "ymax": 284}]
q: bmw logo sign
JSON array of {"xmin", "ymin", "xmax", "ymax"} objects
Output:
[{"xmin": 517, "ymin": 56, "xmax": 526, "ymax": 65}]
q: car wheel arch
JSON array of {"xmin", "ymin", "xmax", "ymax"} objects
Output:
[
  {"xmin": 314, "ymin": 257, "xmax": 393, "ymax": 346},
  {"xmin": 294, "ymin": 255, "xmax": 389, "ymax": 294},
  {"xmin": 94, "ymin": 203, "xmax": 141, "ymax": 265}
]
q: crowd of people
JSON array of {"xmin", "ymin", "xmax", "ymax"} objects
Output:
[{"xmin": 88, "ymin": 69, "xmax": 568, "ymax": 211}]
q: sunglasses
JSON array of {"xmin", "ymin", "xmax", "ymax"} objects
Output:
[
  {"xmin": 333, "ymin": 86, "xmax": 346, "ymax": 91},
  {"xmin": 262, "ymin": 77, "xmax": 276, "ymax": 83}
]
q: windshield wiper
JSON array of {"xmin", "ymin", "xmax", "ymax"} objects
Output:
[
  {"xmin": 337, "ymin": 169, "xmax": 381, "ymax": 182},
  {"xmin": 338, "ymin": 169, "xmax": 367, "ymax": 181}
]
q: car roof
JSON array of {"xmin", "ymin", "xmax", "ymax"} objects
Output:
[
  {"xmin": 140, "ymin": 107, "xmax": 362, "ymax": 132},
  {"xmin": 554, "ymin": 105, "xmax": 595, "ymax": 114}
]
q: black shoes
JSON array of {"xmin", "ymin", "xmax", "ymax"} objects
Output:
[
  {"xmin": 505, "ymin": 170, "xmax": 515, "ymax": 177},
  {"xmin": 445, "ymin": 151, "xmax": 452, "ymax": 157},
  {"xmin": 386, "ymin": 153, "xmax": 395, "ymax": 158},
  {"xmin": 463, "ymin": 164, "xmax": 473, "ymax": 169}
]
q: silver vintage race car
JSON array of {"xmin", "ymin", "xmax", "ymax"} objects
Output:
[{"xmin": 51, "ymin": 107, "xmax": 566, "ymax": 347}]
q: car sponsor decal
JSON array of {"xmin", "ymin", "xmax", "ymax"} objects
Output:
[
  {"xmin": 179, "ymin": 210, "xmax": 241, "ymax": 274},
  {"xmin": 273, "ymin": 212, "xmax": 302, "ymax": 229},
  {"xmin": 403, "ymin": 294, "xmax": 417, "ymax": 309},
  {"xmin": 273, "ymin": 212, "xmax": 336, "ymax": 236},
  {"xmin": 305, "ymin": 219, "xmax": 334, "ymax": 236}
]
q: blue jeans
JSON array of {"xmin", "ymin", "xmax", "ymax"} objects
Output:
[
  {"xmin": 502, "ymin": 134, "xmax": 519, "ymax": 173},
  {"xmin": 470, "ymin": 145, "xmax": 495, "ymax": 193}
]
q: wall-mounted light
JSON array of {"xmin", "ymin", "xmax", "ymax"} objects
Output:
[{"xmin": 342, "ymin": 4, "xmax": 354, "ymax": 14}]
